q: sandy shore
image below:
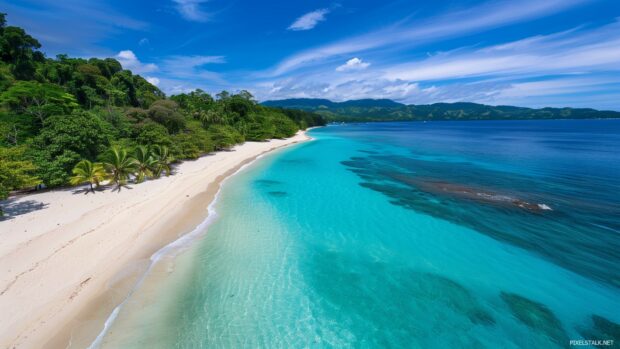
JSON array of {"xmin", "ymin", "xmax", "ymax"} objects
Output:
[{"xmin": 0, "ymin": 131, "xmax": 310, "ymax": 349}]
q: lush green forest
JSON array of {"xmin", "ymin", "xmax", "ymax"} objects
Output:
[
  {"xmin": 0, "ymin": 13, "xmax": 325, "ymax": 214},
  {"xmin": 262, "ymin": 98, "xmax": 620, "ymax": 122}
]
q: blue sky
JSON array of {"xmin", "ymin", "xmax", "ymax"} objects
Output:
[{"xmin": 2, "ymin": 0, "xmax": 620, "ymax": 109}]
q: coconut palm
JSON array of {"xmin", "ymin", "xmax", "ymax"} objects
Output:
[
  {"xmin": 134, "ymin": 145, "xmax": 156, "ymax": 183},
  {"xmin": 69, "ymin": 160, "xmax": 106, "ymax": 193},
  {"xmin": 198, "ymin": 107, "xmax": 227, "ymax": 126},
  {"xmin": 151, "ymin": 145, "xmax": 174, "ymax": 177},
  {"xmin": 103, "ymin": 146, "xmax": 138, "ymax": 189}
]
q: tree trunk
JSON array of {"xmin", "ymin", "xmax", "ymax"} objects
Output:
[{"xmin": 12, "ymin": 125, "xmax": 18, "ymax": 145}]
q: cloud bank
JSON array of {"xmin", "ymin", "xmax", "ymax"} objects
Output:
[{"xmin": 271, "ymin": 0, "xmax": 588, "ymax": 76}]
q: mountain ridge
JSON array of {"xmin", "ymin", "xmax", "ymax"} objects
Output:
[{"xmin": 261, "ymin": 98, "xmax": 620, "ymax": 122}]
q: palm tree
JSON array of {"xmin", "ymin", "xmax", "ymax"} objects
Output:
[
  {"xmin": 103, "ymin": 146, "xmax": 138, "ymax": 189},
  {"xmin": 151, "ymin": 145, "xmax": 174, "ymax": 177},
  {"xmin": 69, "ymin": 160, "xmax": 106, "ymax": 193},
  {"xmin": 134, "ymin": 145, "xmax": 156, "ymax": 183}
]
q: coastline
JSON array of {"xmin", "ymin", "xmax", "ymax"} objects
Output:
[{"xmin": 0, "ymin": 130, "xmax": 311, "ymax": 349}]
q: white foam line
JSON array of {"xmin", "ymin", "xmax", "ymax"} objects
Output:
[{"xmin": 86, "ymin": 150, "xmax": 278, "ymax": 349}]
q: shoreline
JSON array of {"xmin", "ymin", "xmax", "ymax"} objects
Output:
[
  {"xmin": 85, "ymin": 141, "xmax": 287, "ymax": 349},
  {"xmin": 0, "ymin": 130, "xmax": 312, "ymax": 349}
]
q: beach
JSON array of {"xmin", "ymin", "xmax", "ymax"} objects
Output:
[{"xmin": 0, "ymin": 131, "xmax": 310, "ymax": 349}]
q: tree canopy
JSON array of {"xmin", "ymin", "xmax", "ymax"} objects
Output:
[{"xmin": 0, "ymin": 12, "xmax": 325, "ymax": 213}]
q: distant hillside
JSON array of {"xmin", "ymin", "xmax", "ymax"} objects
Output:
[
  {"xmin": 261, "ymin": 98, "xmax": 404, "ymax": 109},
  {"xmin": 261, "ymin": 99, "xmax": 620, "ymax": 122}
]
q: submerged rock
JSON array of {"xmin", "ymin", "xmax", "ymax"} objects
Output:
[
  {"xmin": 410, "ymin": 179, "xmax": 551, "ymax": 213},
  {"xmin": 307, "ymin": 250, "xmax": 496, "ymax": 347},
  {"xmin": 411, "ymin": 272, "xmax": 496, "ymax": 326},
  {"xmin": 578, "ymin": 314, "xmax": 620, "ymax": 342},
  {"xmin": 592, "ymin": 315, "xmax": 620, "ymax": 340},
  {"xmin": 268, "ymin": 191, "xmax": 288, "ymax": 197},
  {"xmin": 254, "ymin": 179, "xmax": 282, "ymax": 186},
  {"xmin": 358, "ymin": 149, "xmax": 379, "ymax": 154},
  {"xmin": 500, "ymin": 292, "xmax": 569, "ymax": 346}
]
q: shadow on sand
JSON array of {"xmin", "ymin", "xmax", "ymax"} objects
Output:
[
  {"xmin": 71, "ymin": 186, "xmax": 107, "ymax": 195},
  {"xmin": 0, "ymin": 199, "xmax": 49, "ymax": 221}
]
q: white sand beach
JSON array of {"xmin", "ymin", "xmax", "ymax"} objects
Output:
[{"xmin": 0, "ymin": 131, "xmax": 310, "ymax": 349}]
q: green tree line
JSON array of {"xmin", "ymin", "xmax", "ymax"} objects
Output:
[{"xmin": 0, "ymin": 13, "xmax": 325, "ymax": 215}]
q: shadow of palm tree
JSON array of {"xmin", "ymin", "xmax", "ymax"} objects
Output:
[
  {"xmin": 111, "ymin": 184, "xmax": 133, "ymax": 193},
  {"xmin": 0, "ymin": 199, "xmax": 49, "ymax": 221},
  {"xmin": 71, "ymin": 186, "xmax": 106, "ymax": 195}
]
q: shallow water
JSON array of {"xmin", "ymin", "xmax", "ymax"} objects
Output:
[{"xmin": 100, "ymin": 120, "xmax": 620, "ymax": 348}]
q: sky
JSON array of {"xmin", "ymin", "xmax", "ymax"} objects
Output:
[{"xmin": 2, "ymin": 0, "xmax": 620, "ymax": 110}]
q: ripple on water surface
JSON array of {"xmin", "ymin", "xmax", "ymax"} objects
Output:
[{"xmin": 98, "ymin": 121, "xmax": 620, "ymax": 348}]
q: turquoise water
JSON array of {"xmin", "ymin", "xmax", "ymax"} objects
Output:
[{"xmin": 100, "ymin": 120, "xmax": 619, "ymax": 348}]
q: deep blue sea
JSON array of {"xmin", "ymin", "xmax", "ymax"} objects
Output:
[{"xmin": 100, "ymin": 119, "xmax": 620, "ymax": 348}]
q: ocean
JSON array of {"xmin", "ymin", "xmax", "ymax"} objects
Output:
[{"xmin": 98, "ymin": 119, "xmax": 620, "ymax": 348}]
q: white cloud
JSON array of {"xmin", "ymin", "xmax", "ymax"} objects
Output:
[
  {"xmin": 255, "ymin": 76, "xmax": 425, "ymax": 102},
  {"xmin": 161, "ymin": 82, "xmax": 198, "ymax": 95},
  {"xmin": 269, "ymin": 0, "xmax": 587, "ymax": 76},
  {"xmin": 336, "ymin": 58, "xmax": 370, "ymax": 72},
  {"xmin": 156, "ymin": 55, "xmax": 227, "ymax": 94},
  {"xmin": 383, "ymin": 20, "xmax": 620, "ymax": 82},
  {"xmin": 173, "ymin": 0, "xmax": 210, "ymax": 22},
  {"xmin": 288, "ymin": 9, "xmax": 329, "ymax": 31},
  {"xmin": 116, "ymin": 50, "xmax": 158, "ymax": 74},
  {"xmin": 159, "ymin": 55, "xmax": 225, "ymax": 81},
  {"xmin": 138, "ymin": 38, "xmax": 150, "ymax": 46},
  {"xmin": 161, "ymin": 55, "xmax": 225, "ymax": 68},
  {"xmin": 478, "ymin": 77, "xmax": 620, "ymax": 107},
  {"xmin": 146, "ymin": 76, "xmax": 160, "ymax": 86}
]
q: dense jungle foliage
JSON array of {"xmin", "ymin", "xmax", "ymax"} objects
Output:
[{"xmin": 0, "ymin": 13, "xmax": 325, "ymax": 213}]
